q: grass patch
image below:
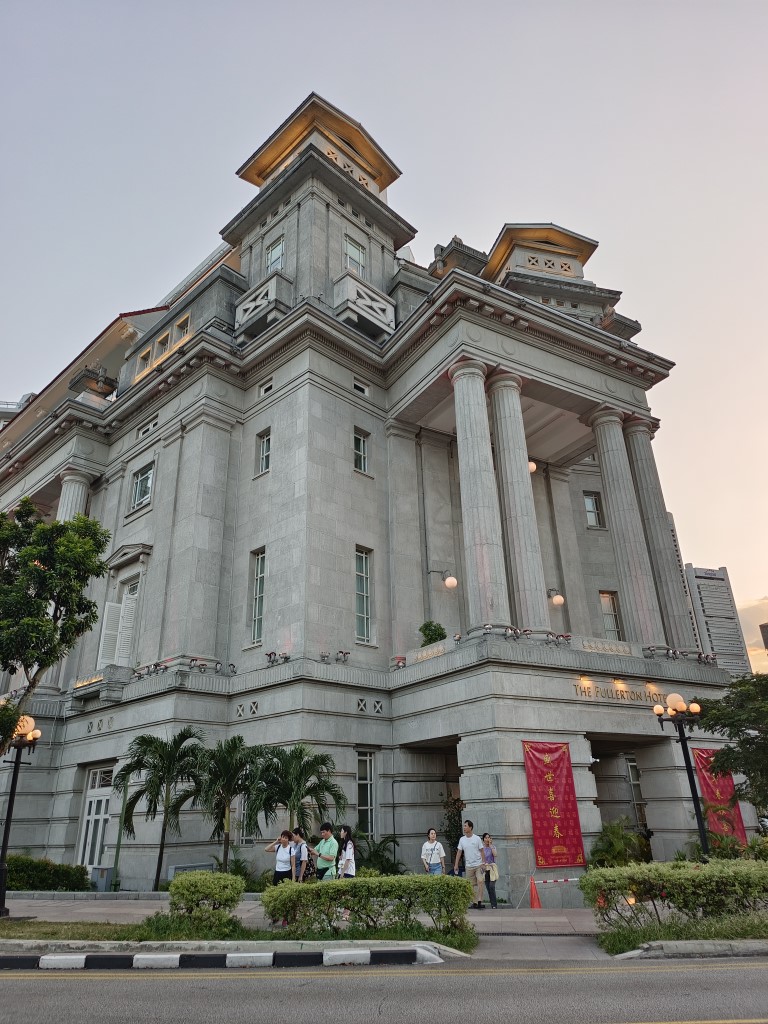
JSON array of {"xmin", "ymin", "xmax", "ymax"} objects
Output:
[
  {"xmin": 597, "ymin": 912, "xmax": 768, "ymax": 956},
  {"xmin": 0, "ymin": 914, "xmax": 476, "ymax": 952}
]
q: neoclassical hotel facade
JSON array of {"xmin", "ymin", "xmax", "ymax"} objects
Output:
[{"xmin": 0, "ymin": 95, "xmax": 754, "ymax": 897}]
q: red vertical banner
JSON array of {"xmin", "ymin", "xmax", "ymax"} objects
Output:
[
  {"xmin": 523, "ymin": 741, "xmax": 585, "ymax": 868},
  {"xmin": 692, "ymin": 747, "xmax": 748, "ymax": 844}
]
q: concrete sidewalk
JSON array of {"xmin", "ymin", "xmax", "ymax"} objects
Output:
[{"xmin": 1, "ymin": 897, "xmax": 608, "ymax": 961}]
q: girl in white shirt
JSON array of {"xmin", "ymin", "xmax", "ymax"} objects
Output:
[{"xmin": 421, "ymin": 828, "xmax": 446, "ymax": 874}]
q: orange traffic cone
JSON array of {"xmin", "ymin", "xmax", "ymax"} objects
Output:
[{"xmin": 529, "ymin": 876, "xmax": 542, "ymax": 909}]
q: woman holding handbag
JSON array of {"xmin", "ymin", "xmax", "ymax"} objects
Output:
[
  {"xmin": 481, "ymin": 832, "xmax": 499, "ymax": 909},
  {"xmin": 420, "ymin": 827, "xmax": 446, "ymax": 874}
]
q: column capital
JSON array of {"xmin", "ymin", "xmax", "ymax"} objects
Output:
[
  {"xmin": 486, "ymin": 370, "xmax": 524, "ymax": 395},
  {"xmin": 623, "ymin": 414, "xmax": 660, "ymax": 439},
  {"xmin": 59, "ymin": 468, "xmax": 97, "ymax": 486},
  {"xmin": 581, "ymin": 404, "xmax": 625, "ymax": 431},
  {"xmin": 448, "ymin": 358, "xmax": 488, "ymax": 385}
]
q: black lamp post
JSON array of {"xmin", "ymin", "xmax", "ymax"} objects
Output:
[
  {"xmin": 653, "ymin": 693, "xmax": 709, "ymax": 858},
  {"xmin": 0, "ymin": 715, "xmax": 42, "ymax": 918}
]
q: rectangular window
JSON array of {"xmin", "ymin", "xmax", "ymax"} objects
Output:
[
  {"xmin": 353, "ymin": 429, "xmax": 369, "ymax": 473},
  {"xmin": 357, "ymin": 751, "xmax": 375, "ymax": 838},
  {"xmin": 130, "ymin": 464, "xmax": 154, "ymax": 511},
  {"xmin": 137, "ymin": 417, "xmax": 158, "ymax": 439},
  {"xmin": 355, "ymin": 547, "xmax": 371, "ymax": 643},
  {"xmin": 258, "ymin": 430, "xmax": 271, "ymax": 474},
  {"xmin": 344, "ymin": 235, "xmax": 366, "ymax": 278},
  {"xmin": 625, "ymin": 755, "xmax": 647, "ymax": 828},
  {"xmin": 259, "ymin": 378, "xmax": 273, "ymax": 397},
  {"xmin": 265, "ymin": 237, "xmax": 284, "ymax": 274},
  {"xmin": 600, "ymin": 591, "xmax": 623, "ymax": 641},
  {"xmin": 156, "ymin": 332, "xmax": 170, "ymax": 357},
  {"xmin": 251, "ymin": 549, "xmax": 266, "ymax": 643},
  {"xmin": 174, "ymin": 316, "xmax": 190, "ymax": 342},
  {"xmin": 138, "ymin": 348, "xmax": 151, "ymax": 373},
  {"xmin": 353, "ymin": 378, "xmax": 369, "ymax": 396},
  {"xmin": 583, "ymin": 491, "xmax": 605, "ymax": 528}
]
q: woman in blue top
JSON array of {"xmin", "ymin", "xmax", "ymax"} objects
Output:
[{"xmin": 481, "ymin": 832, "xmax": 498, "ymax": 909}]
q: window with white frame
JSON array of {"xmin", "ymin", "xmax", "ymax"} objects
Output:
[
  {"xmin": 344, "ymin": 235, "xmax": 366, "ymax": 278},
  {"xmin": 353, "ymin": 429, "xmax": 369, "ymax": 473},
  {"xmin": 137, "ymin": 417, "xmax": 158, "ymax": 439},
  {"xmin": 599, "ymin": 591, "xmax": 623, "ymax": 641},
  {"xmin": 174, "ymin": 315, "xmax": 190, "ymax": 342},
  {"xmin": 357, "ymin": 751, "xmax": 375, "ymax": 837},
  {"xmin": 257, "ymin": 429, "xmax": 271, "ymax": 474},
  {"xmin": 130, "ymin": 463, "xmax": 154, "ymax": 511},
  {"xmin": 79, "ymin": 766, "xmax": 114, "ymax": 870},
  {"xmin": 259, "ymin": 378, "xmax": 273, "ymax": 397},
  {"xmin": 355, "ymin": 547, "xmax": 371, "ymax": 643},
  {"xmin": 265, "ymin": 237, "xmax": 285, "ymax": 274},
  {"xmin": 156, "ymin": 332, "xmax": 170, "ymax": 357},
  {"xmin": 251, "ymin": 549, "xmax": 266, "ymax": 643},
  {"xmin": 583, "ymin": 491, "xmax": 605, "ymax": 528},
  {"xmin": 353, "ymin": 378, "xmax": 369, "ymax": 396}
]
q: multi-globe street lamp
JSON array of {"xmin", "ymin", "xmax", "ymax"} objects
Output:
[
  {"xmin": 0, "ymin": 715, "xmax": 43, "ymax": 917},
  {"xmin": 653, "ymin": 693, "xmax": 709, "ymax": 858}
]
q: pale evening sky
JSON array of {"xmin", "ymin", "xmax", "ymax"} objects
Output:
[{"xmin": 1, "ymin": 0, "xmax": 766, "ymax": 668}]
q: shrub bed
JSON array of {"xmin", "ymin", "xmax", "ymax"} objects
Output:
[
  {"xmin": 580, "ymin": 861, "xmax": 768, "ymax": 928},
  {"xmin": 168, "ymin": 870, "xmax": 245, "ymax": 930},
  {"xmin": 262, "ymin": 875, "xmax": 474, "ymax": 936},
  {"xmin": 6, "ymin": 855, "xmax": 90, "ymax": 891}
]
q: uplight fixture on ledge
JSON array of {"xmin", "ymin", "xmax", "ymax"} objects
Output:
[
  {"xmin": 427, "ymin": 568, "xmax": 458, "ymax": 589},
  {"xmin": 547, "ymin": 588, "xmax": 565, "ymax": 606},
  {"xmin": 483, "ymin": 623, "xmax": 493, "ymax": 635},
  {"xmin": 336, "ymin": 650, "xmax": 350, "ymax": 663},
  {"xmin": 453, "ymin": 633, "xmax": 462, "ymax": 644},
  {"xmin": 320, "ymin": 652, "xmax": 330, "ymax": 663}
]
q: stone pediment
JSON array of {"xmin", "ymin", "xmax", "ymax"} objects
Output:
[{"xmin": 106, "ymin": 542, "xmax": 153, "ymax": 572}]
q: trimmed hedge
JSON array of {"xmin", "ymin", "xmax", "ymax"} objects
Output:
[
  {"xmin": 6, "ymin": 855, "xmax": 90, "ymax": 892},
  {"xmin": 168, "ymin": 870, "xmax": 245, "ymax": 915},
  {"xmin": 580, "ymin": 861, "xmax": 768, "ymax": 927},
  {"xmin": 261, "ymin": 875, "xmax": 474, "ymax": 936}
]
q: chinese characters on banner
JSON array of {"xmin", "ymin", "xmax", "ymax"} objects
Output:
[
  {"xmin": 523, "ymin": 741, "xmax": 585, "ymax": 868},
  {"xmin": 692, "ymin": 747, "xmax": 747, "ymax": 844}
]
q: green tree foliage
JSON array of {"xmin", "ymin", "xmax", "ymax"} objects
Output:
[
  {"xmin": 0, "ymin": 497, "xmax": 109, "ymax": 748},
  {"xmin": 441, "ymin": 790, "xmax": 466, "ymax": 858},
  {"xmin": 698, "ymin": 673, "xmax": 768, "ymax": 815},
  {"xmin": 193, "ymin": 737, "xmax": 277, "ymax": 872},
  {"xmin": 268, "ymin": 742, "xmax": 347, "ymax": 832},
  {"xmin": 418, "ymin": 621, "xmax": 447, "ymax": 647},
  {"xmin": 113, "ymin": 726, "xmax": 205, "ymax": 891}
]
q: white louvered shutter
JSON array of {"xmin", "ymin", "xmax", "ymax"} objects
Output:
[
  {"xmin": 96, "ymin": 603, "xmax": 122, "ymax": 668},
  {"xmin": 115, "ymin": 592, "xmax": 138, "ymax": 666}
]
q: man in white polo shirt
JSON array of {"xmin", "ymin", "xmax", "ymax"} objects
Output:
[{"xmin": 454, "ymin": 818, "xmax": 486, "ymax": 909}]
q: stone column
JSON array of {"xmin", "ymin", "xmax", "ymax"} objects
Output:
[
  {"xmin": 57, "ymin": 470, "xmax": 92, "ymax": 520},
  {"xmin": 386, "ymin": 421, "xmax": 425, "ymax": 658},
  {"xmin": 546, "ymin": 466, "xmax": 593, "ymax": 637},
  {"xmin": 487, "ymin": 372, "xmax": 550, "ymax": 629},
  {"xmin": 448, "ymin": 360, "xmax": 510, "ymax": 631},
  {"xmin": 585, "ymin": 408, "xmax": 664, "ymax": 643},
  {"xmin": 623, "ymin": 418, "xmax": 698, "ymax": 650}
]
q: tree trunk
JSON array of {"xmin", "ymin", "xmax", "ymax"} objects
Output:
[
  {"xmin": 154, "ymin": 789, "xmax": 170, "ymax": 891},
  {"xmin": 222, "ymin": 803, "xmax": 231, "ymax": 872}
]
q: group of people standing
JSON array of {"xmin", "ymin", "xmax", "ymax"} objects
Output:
[
  {"xmin": 421, "ymin": 819, "xmax": 499, "ymax": 909},
  {"xmin": 267, "ymin": 818, "xmax": 498, "ymax": 911},
  {"xmin": 265, "ymin": 822, "xmax": 356, "ymax": 884}
]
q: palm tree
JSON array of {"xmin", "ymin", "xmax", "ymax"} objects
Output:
[
  {"xmin": 193, "ymin": 736, "xmax": 277, "ymax": 871},
  {"xmin": 269, "ymin": 743, "xmax": 347, "ymax": 833},
  {"xmin": 113, "ymin": 725, "xmax": 204, "ymax": 891}
]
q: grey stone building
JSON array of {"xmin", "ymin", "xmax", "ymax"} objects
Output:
[
  {"xmin": 0, "ymin": 95, "xmax": 756, "ymax": 898},
  {"xmin": 684, "ymin": 565, "xmax": 751, "ymax": 676}
]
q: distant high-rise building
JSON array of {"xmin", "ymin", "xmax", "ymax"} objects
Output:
[
  {"xmin": 760, "ymin": 623, "xmax": 768, "ymax": 657},
  {"xmin": 684, "ymin": 565, "xmax": 751, "ymax": 676}
]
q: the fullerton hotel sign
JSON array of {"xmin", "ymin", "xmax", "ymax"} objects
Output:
[{"xmin": 574, "ymin": 680, "xmax": 668, "ymax": 705}]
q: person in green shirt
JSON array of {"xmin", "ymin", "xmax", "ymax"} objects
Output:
[{"xmin": 309, "ymin": 822, "xmax": 339, "ymax": 880}]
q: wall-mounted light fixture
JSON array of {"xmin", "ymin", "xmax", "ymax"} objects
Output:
[
  {"xmin": 483, "ymin": 623, "xmax": 493, "ymax": 635},
  {"xmin": 336, "ymin": 650, "xmax": 350, "ymax": 663},
  {"xmin": 394, "ymin": 656, "xmax": 406, "ymax": 669},
  {"xmin": 320, "ymin": 651, "xmax": 330, "ymax": 663},
  {"xmin": 453, "ymin": 633, "xmax": 461, "ymax": 644},
  {"xmin": 279, "ymin": 652, "xmax": 290, "ymax": 663},
  {"xmin": 427, "ymin": 568, "xmax": 458, "ymax": 589},
  {"xmin": 528, "ymin": 459, "xmax": 537, "ymax": 473},
  {"xmin": 266, "ymin": 651, "xmax": 278, "ymax": 665},
  {"xmin": 547, "ymin": 588, "xmax": 565, "ymax": 606},
  {"xmin": 215, "ymin": 661, "xmax": 223, "ymax": 673},
  {"xmin": 228, "ymin": 663, "xmax": 237, "ymax": 675}
]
